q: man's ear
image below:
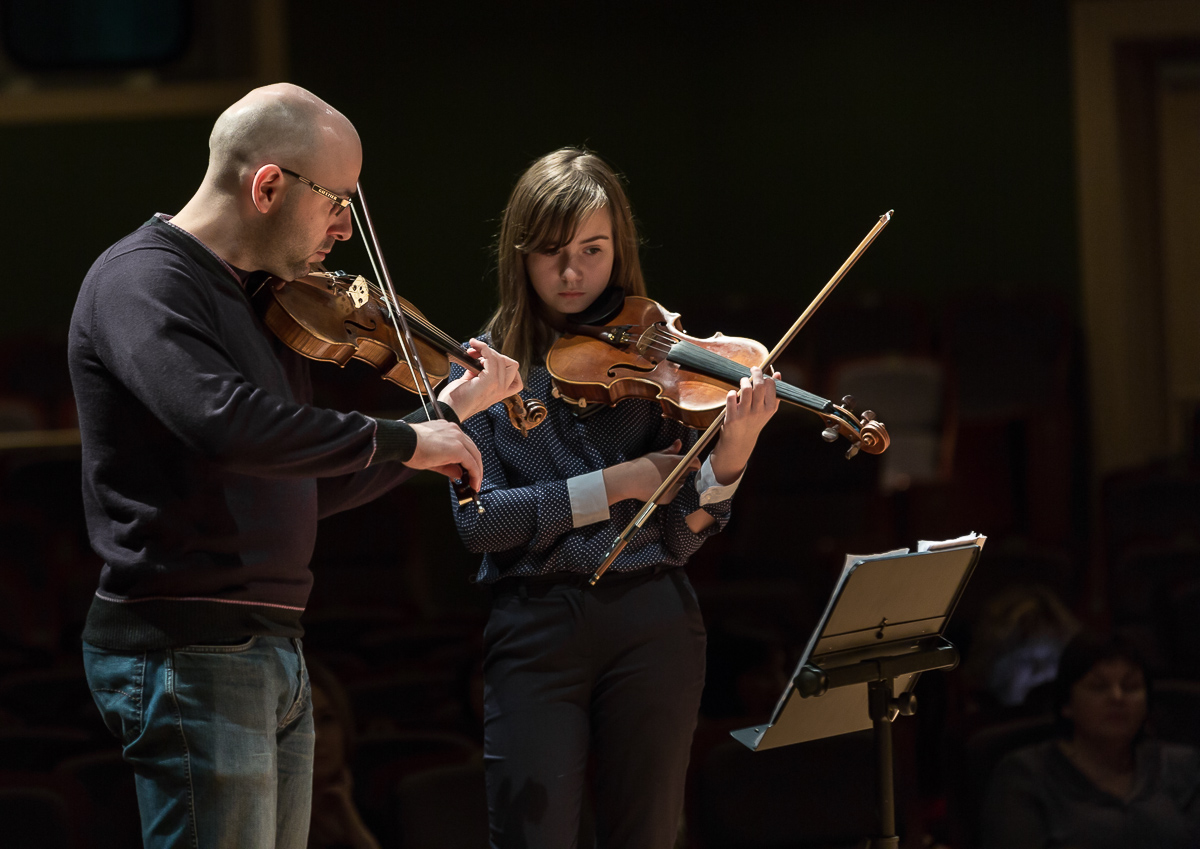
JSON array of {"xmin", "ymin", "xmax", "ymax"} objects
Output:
[{"xmin": 251, "ymin": 164, "xmax": 285, "ymax": 214}]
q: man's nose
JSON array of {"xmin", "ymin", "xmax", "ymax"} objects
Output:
[{"xmin": 331, "ymin": 211, "xmax": 353, "ymax": 241}]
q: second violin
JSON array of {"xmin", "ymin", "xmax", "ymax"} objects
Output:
[{"xmin": 546, "ymin": 295, "xmax": 889, "ymax": 458}]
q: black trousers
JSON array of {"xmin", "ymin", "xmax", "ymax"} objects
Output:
[{"xmin": 482, "ymin": 568, "xmax": 707, "ymax": 849}]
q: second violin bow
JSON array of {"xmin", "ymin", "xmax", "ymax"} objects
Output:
[{"xmin": 589, "ymin": 210, "xmax": 894, "ymax": 585}]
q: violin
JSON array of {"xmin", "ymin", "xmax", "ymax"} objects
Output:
[
  {"xmin": 254, "ymin": 269, "xmax": 548, "ymax": 435},
  {"xmin": 545, "ymin": 295, "xmax": 889, "ymax": 458}
]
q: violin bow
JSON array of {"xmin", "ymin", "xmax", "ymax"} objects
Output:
[
  {"xmin": 352, "ymin": 183, "xmax": 439, "ymax": 419},
  {"xmin": 352, "ymin": 183, "xmax": 476, "ymax": 505},
  {"xmin": 589, "ymin": 210, "xmax": 894, "ymax": 585}
]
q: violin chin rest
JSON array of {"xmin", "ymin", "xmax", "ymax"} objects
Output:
[{"xmin": 572, "ymin": 285, "xmax": 627, "ymax": 326}]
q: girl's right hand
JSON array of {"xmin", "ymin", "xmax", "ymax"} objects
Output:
[{"xmin": 603, "ymin": 439, "xmax": 700, "ymax": 505}]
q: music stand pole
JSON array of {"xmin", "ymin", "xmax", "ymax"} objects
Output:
[{"xmin": 868, "ymin": 677, "xmax": 903, "ymax": 849}]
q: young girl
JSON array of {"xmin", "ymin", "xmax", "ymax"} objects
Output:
[{"xmin": 451, "ymin": 148, "xmax": 780, "ymax": 848}]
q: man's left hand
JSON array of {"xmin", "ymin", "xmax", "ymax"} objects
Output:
[{"xmin": 438, "ymin": 339, "xmax": 523, "ymax": 422}]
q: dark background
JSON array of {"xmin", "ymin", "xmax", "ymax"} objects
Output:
[{"xmin": 2, "ymin": 1, "xmax": 1078, "ymax": 336}]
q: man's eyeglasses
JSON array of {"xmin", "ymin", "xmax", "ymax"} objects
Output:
[{"xmin": 280, "ymin": 168, "xmax": 354, "ymax": 217}]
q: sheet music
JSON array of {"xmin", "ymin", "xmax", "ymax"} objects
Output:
[
  {"xmin": 737, "ymin": 533, "xmax": 986, "ymax": 751},
  {"xmin": 917, "ymin": 532, "xmax": 986, "ymax": 552},
  {"xmin": 843, "ymin": 547, "xmax": 910, "ymax": 572}
]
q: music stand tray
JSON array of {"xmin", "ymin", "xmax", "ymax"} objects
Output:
[{"xmin": 731, "ymin": 533, "xmax": 985, "ymax": 849}]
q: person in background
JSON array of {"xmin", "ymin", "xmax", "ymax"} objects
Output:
[
  {"xmin": 964, "ymin": 583, "xmax": 1080, "ymax": 711},
  {"xmin": 980, "ymin": 631, "xmax": 1200, "ymax": 849}
]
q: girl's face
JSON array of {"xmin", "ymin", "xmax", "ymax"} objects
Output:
[
  {"xmin": 1063, "ymin": 656, "xmax": 1147, "ymax": 746},
  {"xmin": 524, "ymin": 208, "xmax": 614, "ymax": 322}
]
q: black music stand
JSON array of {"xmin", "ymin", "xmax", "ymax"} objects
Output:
[{"xmin": 731, "ymin": 535, "xmax": 985, "ymax": 849}]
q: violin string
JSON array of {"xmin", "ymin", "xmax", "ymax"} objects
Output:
[
  {"xmin": 337, "ymin": 274, "xmax": 475, "ymax": 365},
  {"xmin": 641, "ymin": 326, "xmax": 681, "ymax": 359},
  {"xmin": 638, "ymin": 326, "xmax": 831, "ymax": 412},
  {"xmin": 357, "ymin": 280, "xmax": 467, "ymax": 355},
  {"xmin": 557, "ymin": 318, "xmax": 832, "ymax": 413},
  {"xmin": 352, "ymin": 189, "xmax": 436, "ymax": 413}
]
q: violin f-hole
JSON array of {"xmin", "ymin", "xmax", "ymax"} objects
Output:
[
  {"xmin": 343, "ymin": 317, "xmax": 379, "ymax": 334},
  {"xmin": 607, "ymin": 362, "xmax": 657, "ymax": 378}
]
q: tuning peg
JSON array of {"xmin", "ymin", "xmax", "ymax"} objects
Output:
[
  {"xmin": 821, "ymin": 424, "xmax": 840, "ymax": 443},
  {"xmin": 845, "ymin": 442, "xmax": 861, "ymax": 459},
  {"xmin": 862, "ymin": 410, "xmax": 876, "ymax": 422},
  {"xmin": 841, "ymin": 395, "xmax": 855, "ymax": 411}
]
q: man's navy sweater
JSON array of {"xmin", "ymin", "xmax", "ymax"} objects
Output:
[{"xmin": 69, "ymin": 217, "xmax": 438, "ymax": 649}]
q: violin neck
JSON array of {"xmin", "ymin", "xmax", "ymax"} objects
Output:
[
  {"xmin": 444, "ymin": 344, "xmax": 484, "ymax": 372},
  {"xmin": 382, "ymin": 302, "xmax": 484, "ymax": 372},
  {"xmin": 665, "ymin": 340, "xmax": 833, "ymax": 415}
]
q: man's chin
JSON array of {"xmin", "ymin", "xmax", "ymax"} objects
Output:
[
  {"xmin": 285, "ymin": 261, "xmax": 315, "ymax": 281},
  {"xmin": 256, "ymin": 257, "xmax": 312, "ymax": 282}
]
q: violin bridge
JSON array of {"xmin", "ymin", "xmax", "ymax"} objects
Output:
[
  {"xmin": 347, "ymin": 276, "xmax": 370, "ymax": 309},
  {"xmin": 633, "ymin": 328, "xmax": 658, "ymax": 361}
]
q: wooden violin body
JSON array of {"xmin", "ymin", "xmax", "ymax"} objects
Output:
[
  {"xmin": 255, "ymin": 271, "xmax": 547, "ymax": 434},
  {"xmin": 547, "ymin": 297, "xmax": 760, "ymax": 427},
  {"xmin": 257, "ymin": 271, "xmax": 445, "ymax": 391},
  {"xmin": 546, "ymin": 296, "xmax": 888, "ymax": 457}
]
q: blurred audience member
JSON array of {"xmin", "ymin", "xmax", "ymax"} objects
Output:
[
  {"xmin": 307, "ymin": 659, "xmax": 381, "ymax": 849},
  {"xmin": 980, "ymin": 632, "xmax": 1200, "ymax": 849},
  {"xmin": 966, "ymin": 584, "xmax": 1079, "ymax": 710}
]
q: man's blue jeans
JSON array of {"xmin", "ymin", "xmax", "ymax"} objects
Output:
[{"xmin": 83, "ymin": 635, "xmax": 313, "ymax": 849}]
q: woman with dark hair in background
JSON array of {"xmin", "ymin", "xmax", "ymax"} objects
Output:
[
  {"xmin": 980, "ymin": 632, "xmax": 1200, "ymax": 849},
  {"xmin": 449, "ymin": 148, "xmax": 781, "ymax": 848}
]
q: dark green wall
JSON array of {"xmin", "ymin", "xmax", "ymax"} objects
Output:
[{"xmin": 3, "ymin": 0, "xmax": 1074, "ymax": 346}]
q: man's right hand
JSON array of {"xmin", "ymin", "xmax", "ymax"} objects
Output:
[{"xmin": 405, "ymin": 420, "xmax": 483, "ymax": 491}]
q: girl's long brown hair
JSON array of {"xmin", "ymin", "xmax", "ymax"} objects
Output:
[{"xmin": 485, "ymin": 148, "xmax": 647, "ymax": 376}]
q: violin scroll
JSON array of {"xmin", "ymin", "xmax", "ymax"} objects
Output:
[
  {"xmin": 502, "ymin": 396, "xmax": 549, "ymax": 436},
  {"xmin": 817, "ymin": 404, "xmax": 890, "ymax": 459}
]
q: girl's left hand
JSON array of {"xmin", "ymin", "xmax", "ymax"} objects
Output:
[
  {"xmin": 438, "ymin": 339, "xmax": 524, "ymax": 421},
  {"xmin": 709, "ymin": 366, "xmax": 780, "ymax": 485}
]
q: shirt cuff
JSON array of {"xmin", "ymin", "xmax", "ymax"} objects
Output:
[
  {"xmin": 696, "ymin": 456, "xmax": 743, "ymax": 505},
  {"xmin": 567, "ymin": 470, "xmax": 610, "ymax": 527},
  {"xmin": 371, "ymin": 418, "xmax": 417, "ymax": 464}
]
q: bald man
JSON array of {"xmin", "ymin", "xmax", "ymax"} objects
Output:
[{"xmin": 68, "ymin": 84, "xmax": 520, "ymax": 848}]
